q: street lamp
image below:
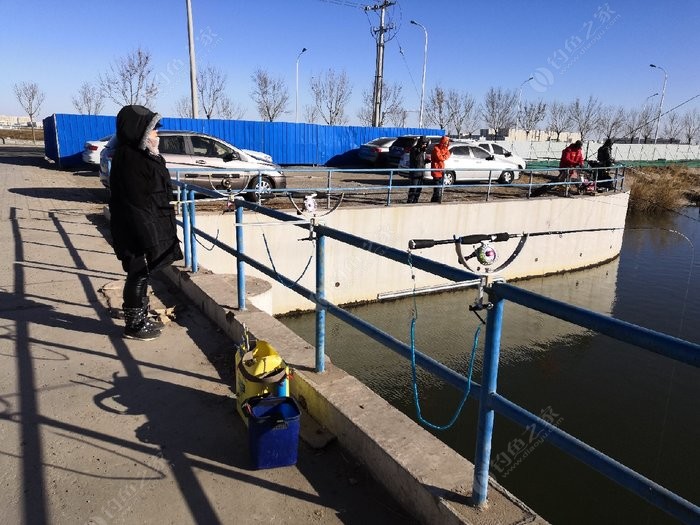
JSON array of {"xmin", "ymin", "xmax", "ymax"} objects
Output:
[
  {"xmin": 649, "ymin": 64, "xmax": 668, "ymax": 144},
  {"xmin": 296, "ymin": 47, "xmax": 308, "ymax": 123},
  {"xmin": 410, "ymin": 20, "xmax": 428, "ymax": 128},
  {"xmin": 514, "ymin": 76, "xmax": 534, "ymax": 140}
]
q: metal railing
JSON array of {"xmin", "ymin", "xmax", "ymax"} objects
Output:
[
  {"xmin": 169, "ymin": 163, "xmax": 626, "ymax": 209},
  {"xmin": 171, "ymin": 177, "xmax": 698, "ymax": 524}
]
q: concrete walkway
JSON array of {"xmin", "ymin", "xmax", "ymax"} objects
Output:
[{"xmin": 0, "ymin": 146, "xmax": 414, "ymax": 524}]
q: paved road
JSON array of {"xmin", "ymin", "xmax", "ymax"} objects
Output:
[{"xmin": 0, "ymin": 145, "xmax": 415, "ymax": 525}]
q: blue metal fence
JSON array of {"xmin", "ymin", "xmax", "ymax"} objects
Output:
[
  {"xmin": 173, "ymin": 181, "xmax": 700, "ymax": 524},
  {"xmin": 42, "ymin": 113, "xmax": 441, "ymax": 168}
]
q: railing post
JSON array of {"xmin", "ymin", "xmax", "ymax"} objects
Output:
[
  {"xmin": 315, "ymin": 230, "xmax": 326, "ymax": 372},
  {"xmin": 386, "ymin": 169, "xmax": 394, "ymax": 206},
  {"xmin": 235, "ymin": 202, "xmax": 246, "ymax": 310},
  {"xmin": 472, "ymin": 291, "xmax": 505, "ymax": 506},
  {"xmin": 326, "ymin": 170, "xmax": 332, "ymax": 210},
  {"xmin": 181, "ymin": 185, "xmax": 191, "ymax": 269},
  {"xmin": 188, "ymin": 189, "xmax": 198, "ymax": 273}
]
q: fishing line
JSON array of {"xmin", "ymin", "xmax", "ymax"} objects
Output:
[{"xmin": 406, "ymin": 251, "xmax": 480, "ymax": 431}]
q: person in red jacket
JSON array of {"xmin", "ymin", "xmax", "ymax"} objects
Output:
[
  {"xmin": 430, "ymin": 136, "xmax": 451, "ymax": 203},
  {"xmin": 558, "ymin": 140, "xmax": 584, "ymax": 184}
]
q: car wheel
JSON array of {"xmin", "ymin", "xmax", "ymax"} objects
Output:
[
  {"xmin": 443, "ymin": 171, "xmax": 456, "ymax": 186},
  {"xmin": 499, "ymin": 171, "xmax": 514, "ymax": 184},
  {"xmin": 245, "ymin": 175, "xmax": 274, "ymax": 201}
]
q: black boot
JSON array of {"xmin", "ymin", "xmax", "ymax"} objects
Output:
[{"xmin": 123, "ymin": 303, "xmax": 161, "ymax": 341}]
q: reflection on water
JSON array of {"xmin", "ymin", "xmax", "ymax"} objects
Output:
[{"xmin": 279, "ymin": 208, "xmax": 700, "ymax": 525}]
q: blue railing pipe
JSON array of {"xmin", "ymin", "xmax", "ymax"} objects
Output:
[
  {"xmin": 235, "ymin": 203, "xmax": 246, "ymax": 310},
  {"xmin": 472, "ymin": 294, "xmax": 505, "ymax": 506},
  {"xmin": 315, "ymin": 232, "xmax": 326, "ymax": 372},
  {"xmin": 188, "ymin": 189, "xmax": 198, "ymax": 273},
  {"xmin": 490, "ymin": 393, "xmax": 700, "ymax": 524},
  {"xmin": 493, "ymin": 282, "xmax": 700, "ymax": 368},
  {"xmin": 181, "ymin": 185, "xmax": 191, "ymax": 268}
]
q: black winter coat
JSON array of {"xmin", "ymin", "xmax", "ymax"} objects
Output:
[{"xmin": 108, "ymin": 105, "xmax": 183, "ymax": 272}]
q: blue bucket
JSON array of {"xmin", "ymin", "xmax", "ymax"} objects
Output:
[{"xmin": 245, "ymin": 396, "xmax": 300, "ymax": 469}]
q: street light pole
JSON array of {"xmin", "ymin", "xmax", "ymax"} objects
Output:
[
  {"xmin": 513, "ymin": 76, "xmax": 533, "ymax": 140},
  {"xmin": 650, "ymin": 64, "xmax": 668, "ymax": 144},
  {"xmin": 296, "ymin": 47, "xmax": 307, "ymax": 123},
  {"xmin": 185, "ymin": 0, "xmax": 198, "ymax": 118},
  {"xmin": 410, "ymin": 20, "xmax": 428, "ymax": 128}
]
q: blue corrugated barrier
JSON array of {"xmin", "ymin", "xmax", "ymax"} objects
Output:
[{"xmin": 42, "ymin": 113, "xmax": 441, "ymax": 168}]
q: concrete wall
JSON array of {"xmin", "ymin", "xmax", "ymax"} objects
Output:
[
  {"xmin": 507, "ymin": 139, "xmax": 700, "ymax": 162},
  {"xmin": 188, "ymin": 192, "xmax": 629, "ymax": 315}
]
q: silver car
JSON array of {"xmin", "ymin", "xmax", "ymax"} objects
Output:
[{"xmin": 100, "ymin": 131, "xmax": 285, "ymax": 200}]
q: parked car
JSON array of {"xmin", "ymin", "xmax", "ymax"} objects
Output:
[
  {"xmin": 400, "ymin": 143, "xmax": 521, "ymax": 184},
  {"xmin": 82, "ymin": 134, "xmax": 113, "ymax": 165},
  {"xmin": 386, "ymin": 135, "xmax": 443, "ymax": 168},
  {"xmin": 358, "ymin": 137, "xmax": 396, "ymax": 166},
  {"xmin": 99, "ymin": 131, "xmax": 285, "ymax": 200},
  {"xmin": 476, "ymin": 141, "xmax": 527, "ymax": 171}
]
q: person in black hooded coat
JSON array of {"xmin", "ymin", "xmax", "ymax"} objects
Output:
[{"xmin": 109, "ymin": 105, "xmax": 183, "ymax": 340}]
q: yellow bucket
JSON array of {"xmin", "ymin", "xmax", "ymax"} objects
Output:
[{"xmin": 235, "ymin": 339, "xmax": 289, "ymax": 424}]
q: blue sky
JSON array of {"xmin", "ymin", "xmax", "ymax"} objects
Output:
[{"xmin": 1, "ymin": 0, "xmax": 699, "ymax": 127}]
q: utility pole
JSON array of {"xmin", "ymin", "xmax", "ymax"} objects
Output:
[
  {"xmin": 365, "ymin": 1, "xmax": 395, "ymax": 127},
  {"xmin": 186, "ymin": 0, "xmax": 199, "ymax": 119}
]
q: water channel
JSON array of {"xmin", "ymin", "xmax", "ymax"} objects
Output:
[{"xmin": 279, "ymin": 207, "xmax": 700, "ymax": 525}]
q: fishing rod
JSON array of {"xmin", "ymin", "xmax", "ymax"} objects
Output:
[{"xmin": 408, "ymin": 226, "xmax": 624, "ymax": 275}]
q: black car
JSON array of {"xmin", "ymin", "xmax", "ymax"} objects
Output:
[{"xmin": 385, "ymin": 135, "xmax": 443, "ymax": 168}]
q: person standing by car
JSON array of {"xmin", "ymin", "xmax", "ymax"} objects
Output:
[
  {"xmin": 109, "ymin": 105, "xmax": 183, "ymax": 341},
  {"xmin": 430, "ymin": 136, "xmax": 451, "ymax": 203},
  {"xmin": 407, "ymin": 136, "xmax": 428, "ymax": 203}
]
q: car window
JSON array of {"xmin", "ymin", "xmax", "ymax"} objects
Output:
[
  {"xmin": 478, "ymin": 143, "xmax": 491, "ymax": 152},
  {"xmin": 451, "ymin": 146, "xmax": 470, "ymax": 156},
  {"xmin": 492, "ymin": 145, "xmax": 506, "ymax": 155},
  {"xmin": 160, "ymin": 135, "xmax": 187, "ymax": 155},
  {"xmin": 470, "ymin": 147, "xmax": 491, "ymax": 159},
  {"xmin": 191, "ymin": 136, "xmax": 232, "ymax": 158}
]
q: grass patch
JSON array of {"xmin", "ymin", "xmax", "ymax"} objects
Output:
[
  {"xmin": 626, "ymin": 165, "xmax": 700, "ymax": 214},
  {"xmin": 0, "ymin": 127, "xmax": 44, "ymax": 142}
]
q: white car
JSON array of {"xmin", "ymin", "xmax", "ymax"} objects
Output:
[
  {"xmin": 476, "ymin": 141, "xmax": 527, "ymax": 171},
  {"xmin": 99, "ymin": 131, "xmax": 284, "ymax": 200},
  {"xmin": 423, "ymin": 143, "xmax": 522, "ymax": 185},
  {"xmin": 82, "ymin": 134, "xmax": 113, "ymax": 164}
]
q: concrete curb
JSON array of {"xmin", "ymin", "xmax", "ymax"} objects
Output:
[{"xmin": 161, "ymin": 264, "xmax": 548, "ymax": 525}]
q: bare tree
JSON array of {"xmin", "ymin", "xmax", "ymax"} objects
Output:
[
  {"xmin": 72, "ymin": 82, "xmax": 104, "ymax": 115},
  {"xmin": 480, "ymin": 87, "xmax": 517, "ymax": 137},
  {"xmin": 547, "ymin": 101, "xmax": 572, "ymax": 141},
  {"xmin": 217, "ymin": 97, "xmax": 246, "ymax": 120},
  {"xmin": 304, "ymin": 104, "xmax": 319, "ymax": 124},
  {"xmin": 621, "ymin": 108, "xmax": 640, "ymax": 142},
  {"xmin": 309, "ymin": 69, "xmax": 352, "ymax": 125},
  {"xmin": 638, "ymin": 105, "xmax": 656, "ymax": 143},
  {"xmin": 598, "ymin": 105, "xmax": 625, "ymax": 140},
  {"xmin": 174, "ymin": 96, "xmax": 191, "ymax": 118},
  {"xmin": 387, "ymin": 108, "xmax": 408, "ymax": 127},
  {"xmin": 662, "ymin": 113, "xmax": 681, "ymax": 143},
  {"xmin": 13, "ymin": 81, "xmax": 45, "ymax": 143},
  {"xmin": 425, "ymin": 85, "xmax": 449, "ymax": 130},
  {"xmin": 99, "ymin": 47, "xmax": 159, "ymax": 108},
  {"xmin": 520, "ymin": 100, "xmax": 547, "ymax": 139},
  {"xmin": 681, "ymin": 109, "xmax": 700, "ymax": 144},
  {"xmin": 446, "ymin": 89, "xmax": 477, "ymax": 137},
  {"xmin": 567, "ymin": 96, "xmax": 602, "ymax": 142},
  {"xmin": 197, "ymin": 65, "xmax": 228, "ymax": 119},
  {"xmin": 357, "ymin": 81, "xmax": 404, "ymax": 127},
  {"xmin": 250, "ymin": 68, "xmax": 289, "ymax": 122}
]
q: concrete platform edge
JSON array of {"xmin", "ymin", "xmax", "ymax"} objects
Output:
[{"xmin": 161, "ymin": 265, "xmax": 548, "ymax": 525}]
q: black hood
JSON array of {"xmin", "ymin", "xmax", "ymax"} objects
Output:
[{"xmin": 116, "ymin": 105, "xmax": 161, "ymax": 150}]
